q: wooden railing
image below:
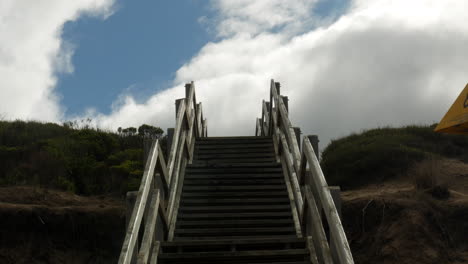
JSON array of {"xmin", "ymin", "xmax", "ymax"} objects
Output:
[
  {"xmin": 256, "ymin": 80, "xmax": 354, "ymax": 264},
  {"xmin": 118, "ymin": 82, "xmax": 207, "ymax": 264}
]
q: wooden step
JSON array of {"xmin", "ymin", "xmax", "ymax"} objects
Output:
[
  {"xmin": 187, "ymin": 163, "xmax": 281, "ymax": 168},
  {"xmin": 195, "ymin": 143, "xmax": 273, "ymax": 149},
  {"xmin": 174, "ymin": 227, "xmax": 295, "ymax": 236},
  {"xmin": 192, "ymin": 158, "xmax": 277, "ymax": 165},
  {"xmin": 176, "ymin": 219, "xmax": 295, "ymax": 228},
  {"xmin": 186, "ymin": 167, "xmax": 282, "ymax": 174},
  {"xmin": 182, "ymin": 185, "xmax": 286, "ymax": 193},
  {"xmin": 161, "ymin": 237, "xmax": 305, "ymax": 250},
  {"xmin": 159, "ymin": 248, "xmax": 309, "ymax": 263},
  {"xmin": 183, "ymin": 179, "xmax": 283, "ymax": 186},
  {"xmin": 195, "ymin": 148, "xmax": 274, "ymax": 154},
  {"xmin": 196, "ymin": 136, "xmax": 272, "ymax": 141},
  {"xmin": 184, "ymin": 173, "xmax": 283, "ymax": 180},
  {"xmin": 181, "ymin": 191, "xmax": 289, "ymax": 198},
  {"xmin": 180, "ymin": 197, "xmax": 289, "ymax": 206},
  {"xmin": 196, "ymin": 139, "xmax": 273, "ymax": 145},
  {"xmin": 172, "ymin": 235, "xmax": 299, "ymax": 242},
  {"xmin": 179, "ymin": 204, "xmax": 291, "ymax": 213},
  {"xmin": 195, "ymin": 152, "xmax": 275, "ymax": 159},
  {"xmin": 177, "ymin": 211, "xmax": 293, "ymax": 220}
]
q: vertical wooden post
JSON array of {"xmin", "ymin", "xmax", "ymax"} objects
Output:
[
  {"xmin": 126, "ymin": 191, "xmax": 138, "ymax": 264},
  {"xmin": 275, "ymin": 82, "xmax": 281, "ymax": 95},
  {"xmin": 261, "ymin": 100, "xmax": 265, "ymax": 136},
  {"xmin": 293, "ymin": 127, "xmax": 301, "ymax": 151},
  {"xmin": 329, "ymin": 186, "xmax": 343, "ymax": 264},
  {"xmin": 307, "ymin": 135, "xmax": 320, "ymax": 159},
  {"xmin": 329, "ymin": 186, "xmax": 342, "ymax": 219},
  {"xmin": 281, "ymin": 96, "xmax": 289, "ymax": 112},
  {"xmin": 167, "ymin": 128, "xmax": 174, "ymax": 158},
  {"xmin": 268, "ymin": 81, "xmax": 274, "ymax": 136}
]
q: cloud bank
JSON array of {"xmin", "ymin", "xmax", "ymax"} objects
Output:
[
  {"xmin": 92, "ymin": 0, "xmax": 468, "ymax": 145},
  {"xmin": 2, "ymin": 0, "xmax": 468, "ymax": 146},
  {"xmin": 0, "ymin": 0, "xmax": 114, "ymax": 121}
]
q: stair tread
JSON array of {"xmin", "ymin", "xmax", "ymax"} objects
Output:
[
  {"xmin": 161, "ymin": 237, "xmax": 305, "ymax": 247},
  {"xmin": 159, "ymin": 249, "xmax": 308, "ymax": 258},
  {"xmin": 196, "ymin": 148, "xmax": 275, "ymax": 154},
  {"xmin": 196, "ymin": 136, "xmax": 272, "ymax": 140},
  {"xmin": 177, "ymin": 212, "xmax": 292, "ymax": 219},
  {"xmin": 181, "ymin": 192, "xmax": 288, "ymax": 198},
  {"xmin": 184, "ymin": 174, "xmax": 283, "ymax": 179},
  {"xmin": 173, "ymin": 235, "xmax": 299, "ymax": 241},
  {"xmin": 187, "ymin": 163, "xmax": 281, "ymax": 168},
  {"xmin": 183, "ymin": 179, "xmax": 283, "ymax": 185},
  {"xmin": 181, "ymin": 197, "xmax": 289, "ymax": 204},
  {"xmin": 176, "ymin": 219, "xmax": 294, "ymax": 227},
  {"xmin": 175, "ymin": 227, "xmax": 295, "ymax": 233}
]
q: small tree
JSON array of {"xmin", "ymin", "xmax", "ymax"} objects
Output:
[
  {"xmin": 138, "ymin": 124, "xmax": 163, "ymax": 139},
  {"xmin": 128, "ymin": 127, "xmax": 137, "ymax": 136}
]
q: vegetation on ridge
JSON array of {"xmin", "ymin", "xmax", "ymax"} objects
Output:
[
  {"xmin": 321, "ymin": 124, "xmax": 468, "ymax": 190},
  {"xmin": 0, "ymin": 120, "xmax": 165, "ymax": 196}
]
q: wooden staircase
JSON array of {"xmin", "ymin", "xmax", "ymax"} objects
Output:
[
  {"xmin": 117, "ymin": 80, "xmax": 354, "ymax": 264},
  {"xmin": 159, "ymin": 136, "xmax": 310, "ymax": 263}
]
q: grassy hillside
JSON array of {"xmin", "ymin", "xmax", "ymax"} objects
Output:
[
  {"xmin": 0, "ymin": 120, "xmax": 164, "ymax": 196},
  {"xmin": 321, "ymin": 124, "xmax": 468, "ymax": 190}
]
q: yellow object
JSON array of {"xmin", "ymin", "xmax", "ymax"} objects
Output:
[{"xmin": 435, "ymin": 83, "xmax": 468, "ymax": 134}]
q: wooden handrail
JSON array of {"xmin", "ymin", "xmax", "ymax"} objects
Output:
[
  {"xmin": 119, "ymin": 82, "xmax": 207, "ymax": 264},
  {"xmin": 257, "ymin": 79, "xmax": 354, "ymax": 264}
]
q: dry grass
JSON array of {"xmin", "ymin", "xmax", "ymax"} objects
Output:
[{"xmin": 408, "ymin": 157, "xmax": 450, "ymax": 199}]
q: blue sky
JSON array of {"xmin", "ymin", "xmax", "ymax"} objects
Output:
[
  {"xmin": 57, "ymin": 0, "xmax": 348, "ymax": 116},
  {"xmin": 58, "ymin": 0, "xmax": 213, "ymax": 115}
]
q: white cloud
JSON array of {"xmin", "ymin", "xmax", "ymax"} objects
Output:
[
  {"xmin": 0, "ymin": 0, "xmax": 114, "ymax": 121},
  {"xmin": 211, "ymin": 0, "xmax": 319, "ymax": 37},
  {"xmin": 94, "ymin": 0, "xmax": 468, "ymax": 146}
]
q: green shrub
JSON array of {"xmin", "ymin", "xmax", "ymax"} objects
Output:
[
  {"xmin": 0, "ymin": 120, "xmax": 159, "ymax": 196},
  {"xmin": 321, "ymin": 125, "xmax": 468, "ymax": 190}
]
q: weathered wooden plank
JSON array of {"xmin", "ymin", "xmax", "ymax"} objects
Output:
[
  {"xmin": 166, "ymin": 99, "xmax": 186, "ymax": 182},
  {"xmin": 280, "ymin": 156, "xmax": 302, "ymax": 238},
  {"xmin": 271, "ymin": 82, "xmax": 301, "ymax": 172},
  {"xmin": 304, "ymin": 186, "xmax": 333, "ymax": 264},
  {"xmin": 256, "ymin": 118, "xmax": 261, "ymax": 136},
  {"xmin": 184, "ymin": 83, "xmax": 194, "ymax": 125},
  {"xmin": 306, "ymin": 236, "xmax": 320, "ymax": 264},
  {"xmin": 196, "ymin": 103, "xmax": 202, "ymax": 137},
  {"xmin": 262, "ymin": 100, "xmax": 270, "ymax": 130},
  {"xmin": 118, "ymin": 140, "xmax": 159, "ymax": 264},
  {"xmin": 149, "ymin": 241, "xmax": 160, "ymax": 264},
  {"xmin": 303, "ymin": 137, "xmax": 354, "ymax": 264},
  {"xmin": 168, "ymin": 157, "xmax": 187, "ymax": 241},
  {"xmin": 167, "ymin": 131, "xmax": 187, "ymax": 219},
  {"xmin": 184, "ymin": 108, "xmax": 195, "ymax": 162},
  {"xmin": 156, "ymin": 144, "xmax": 169, "ymax": 196},
  {"xmin": 137, "ymin": 190, "xmax": 161, "ymax": 264},
  {"xmin": 280, "ymin": 133, "xmax": 303, "ymax": 218},
  {"xmin": 203, "ymin": 119, "xmax": 208, "ymax": 137}
]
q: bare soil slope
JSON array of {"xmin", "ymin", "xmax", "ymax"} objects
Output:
[
  {"xmin": 0, "ymin": 187, "xmax": 125, "ymax": 264},
  {"xmin": 0, "ymin": 159, "xmax": 467, "ymax": 263},
  {"xmin": 342, "ymin": 159, "xmax": 468, "ymax": 263}
]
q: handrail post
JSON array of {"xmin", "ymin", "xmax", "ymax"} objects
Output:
[
  {"xmin": 281, "ymin": 96, "xmax": 288, "ymax": 112},
  {"xmin": 307, "ymin": 135, "xmax": 320, "ymax": 159},
  {"xmin": 167, "ymin": 128, "xmax": 174, "ymax": 156},
  {"xmin": 293, "ymin": 127, "xmax": 301, "ymax": 151},
  {"xmin": 119, "ymin": 82, "xmax": 207, "ymax": 263},
  {"xmin": 257, "ymin": 80, "xmax": 354, "ymax": 264}
]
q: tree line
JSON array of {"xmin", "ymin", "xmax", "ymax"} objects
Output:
[{"xmin": 0, "ymin": 120, "xmax": 166, "ymax": 196}]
